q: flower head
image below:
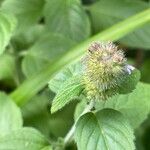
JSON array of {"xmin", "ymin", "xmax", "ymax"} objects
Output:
[{"xmin": 83, "ymin": 41, "xmax": 132, "ymax": 100}]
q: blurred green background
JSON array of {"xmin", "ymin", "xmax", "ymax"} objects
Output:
[{"xmin": 0, "ymin": 0, "xmax": 150, "ymax": 149}]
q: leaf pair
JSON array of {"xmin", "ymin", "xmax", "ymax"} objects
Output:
[
  {"xmin": 49, "ymin": 62, "xmax": 141, "ymax": 114},
  {"xmin": 49, "ymin": 62, "xmax": 150, "ymax": 150}
]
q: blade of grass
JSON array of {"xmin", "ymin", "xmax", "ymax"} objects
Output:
[{"xmin": 10, "ymin": 9, "xmax": 150, "ymax": 105}]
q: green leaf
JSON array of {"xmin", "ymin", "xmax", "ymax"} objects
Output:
[
  {"xmin": 140, "ymin": 59, "xmax": 150, "ymax": 83},
  {"xmin": 96, "ymin": 68, "xmax": 141, "ymax": 98},
  {"xmin": 20, "ymin": 25, "xmax": 45, "ymax": 45},
  {"xmin": 0, "ymin": 0, "xmax": 4, "ymax": 6},
  {"xmin": 0, "ymin": 12, "xmax": 17, "ymax": 54},
  {"xmin": 75, "ymin": 109, "xmax": 135, "ymax": 150},
  {"xmin": 89, "ymin": 0, "xmax": 150, "ymax": 49},
  {"xmin": 1, "ymin": 0, "xmax": 44, "ymax": 33},
  {"xmin": 22, "ymin": 94, "xmax": 76, "ymax": 138},
  {"xmin": 118, "ymin": 68, "xmax": 141, "ymax": 94},
  {"xmin": 0, "ymin": 54, "xmax": 16, "ymax": 80},
  {"xmin": 74, "ymin": 97, "xmax": 87, "ymax": 121},
  {"xmin": 49, "ymin": 61, "xmax": 83, "ymax": 93},
  {"xmin": 12, "ymin": 24, "xmax": 45, "ymax": 51},
  {"xmin": 41, "ymin": 146, "xmax": 52, "ymax": 150},
  {"xmin": 0, "ymin": 92, "xmax": 22, "ymax": 136},
  {"xmin": 96, "ymin": 82, "xmax": 150, "ymax": 128},
  {"xmin": 44, "ymin": 0, "xmax": 91, "ymax": 42},
  {"xmin": 22, "ymin": 33, "xmax": 76, "ymax": 77},
  {"xmin": 10, "ymin": 9, "xmax": 150, "ymax": 105},
  {"xmin": 0, "ymin": 128, "xmax": 49, "ymax": 150},
  {"xmin": 51, "ymin": 76, "xmax": 83, "ymax": 113},
  {"xmin": 22, "ymin": 90, "xmax": 53, "ymax": 119}
]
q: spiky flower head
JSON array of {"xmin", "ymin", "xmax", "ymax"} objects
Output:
[{"xmin": 83, "ymin": 41, "xmax": 133, "ymax": 100}]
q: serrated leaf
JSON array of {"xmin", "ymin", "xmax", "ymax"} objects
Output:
[
  {"xmin": 0, "ymin": 128, "xmax": 49, "ymax": 150},
  {"xmin": 96, "ymin": 82, "xmax": 150, "ymax": 128},
  {"xmin": 22, "ymin": 33, "xmax": 76, "ymax": 77},
  {"xmin": 44, "ymin": 0, "xmax": 91, "ymax": 42},
  {"xmin": 0, "ymin": 92, "xmax": 22, "ymax": 136},
  {"xmin": 0, "ymin": 12, "xmax": 17, "ymax": 54},
  {"xmin": 49, "ymin": 61, "xmax": 83, "ymax": 93},
  {"xmin": 89, "ymin": 0, "xmax": 150, "ymax": 49},
  {"xmin": 75, "ymin": 109, "xmax": 135, "ymax": 150},
  {"xmin": 51, "ymin": 76, "xmax": 83, "ymax": 113},
  {"xmin": 1, "ymin": 0, "xmax": 44, "ymax": 33},
  {"xmin": 0, "ymin": 54, "xmax": 16, "ymax": 80}
]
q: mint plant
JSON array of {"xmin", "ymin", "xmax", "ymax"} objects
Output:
[
  {"xmin": 0, "ymin": 0, "xmax": 150, "ymax": 150},
  {"xmin": 49, "ymin": 41, "xmax": 140, "ymax": 149}
]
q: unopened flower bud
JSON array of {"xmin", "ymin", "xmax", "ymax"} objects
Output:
[{"xmin": 83, "ymin": 41, "xmax": 133, "ymax": 100}]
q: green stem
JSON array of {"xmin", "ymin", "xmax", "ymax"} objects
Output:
[
  {"xmin": 64, "ymin": 100, "xmax": 95, "ymax": 145},
  {"xmin": 10, "ymin": 9, "xmax": 150, "ymax": 105}
]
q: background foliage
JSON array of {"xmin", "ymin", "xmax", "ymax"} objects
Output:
[{"xmin": 0, "ymin": 0, "xmax": 150, "ymax": 149}]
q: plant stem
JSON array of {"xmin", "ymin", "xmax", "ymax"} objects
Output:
[
  {"xmin": 64, "ymin": 100, "xmax": 95, "ymax": 145},
  {"xmin": 10, "ymin": 9, "xmax": 150, "ymax": 105}
]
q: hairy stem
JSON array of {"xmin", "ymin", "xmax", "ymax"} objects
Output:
[{"xmin": 64, "ymin": 100, "xmax": 95, "ymax": 145}]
